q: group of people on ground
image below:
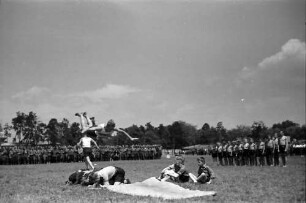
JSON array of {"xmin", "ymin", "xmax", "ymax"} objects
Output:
[
  {"xmin": 67, "ymin": 155, "xmax": 215, "ymax": 188},
  {"xmin": 210, "ymin": 131, "xmax": 289, "ymax": 167}
]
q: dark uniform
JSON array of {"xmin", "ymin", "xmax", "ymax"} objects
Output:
[
  {"xmin": 217, "ymin": 144, "xmax": 223, "ymax": 166},
  {"xmin": 197, "ymin": 165, "xmax": 214, "ymax": 184},
  {"xmin": 257, "ymin": 140, "xmax": 265, "ymax": 166},
  {"xmin": 266, "ymin": 137, "xmax": 274, "ymax": 166},
  {"xmin": 243, "ymin": 141, "xmax": 250, "ymax": 166},
  {"xmin": 279, "ymin": 132, "xmax": 288, "ymax": 167}
]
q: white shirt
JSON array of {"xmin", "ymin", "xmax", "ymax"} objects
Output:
[
  {"xmin": 95, "ymin": 166, "xmax": 116, "ymax": 181},
  {"xmin": 80, "ymin": 137, "xmax": 93, "ymax": 148}
]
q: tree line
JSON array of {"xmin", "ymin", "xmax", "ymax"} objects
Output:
[{"xmin": 0, "ymin": 111, "xmax": 305, "ymax": 148}]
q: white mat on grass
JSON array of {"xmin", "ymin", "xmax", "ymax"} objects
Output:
[{"xmin": 104, "ymin": 177, "xmax": 216, "ymax": 200}]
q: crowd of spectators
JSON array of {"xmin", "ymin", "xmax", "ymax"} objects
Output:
[{"xmin": 0, "ymin": 144, "xmax": 162, "ymax": 165}]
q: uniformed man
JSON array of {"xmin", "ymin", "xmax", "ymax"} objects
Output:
[
  {"xmin": 278, "ymin": 131, "xmax": 289, "ymax": 167},
  {"xmin": 273, "ymin": 133, "xmax": 280, "ymax": 166},
  {"xmin": 249, "ymin": 138, "xmax": 256, "ymax": 166},
  {"xmin": 222, "ymin": 141, "xmax": 229, "ymax": 166},
  {"xmin": 238, "ymin": 140, "xmax": 244, "ymax": 166},
  {"xmin": 217, "ymin": 142, "xmax": 223, "ymax": 166},
  {"xmin": 227, "ymin": 141, "xmax": 234, "ymax": 166},
  {"xmin": 257, "ymin": 138, "xmax": 266, "ymax": 166},
  {"xmin": 266, "ymin": 135, "xmax": 274, "ymax": 166},
  {"xmin": 243, "ymin": 138, "xmax": 250, "ymax": 166}
]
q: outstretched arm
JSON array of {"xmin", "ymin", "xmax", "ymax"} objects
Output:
[
  {"xmin": 117, "ymin": 128, "xmax": 139, "ymax": 141},
  {"xmin": 91, "ymin": 138, "xmax": 99, "ymax": 149}
]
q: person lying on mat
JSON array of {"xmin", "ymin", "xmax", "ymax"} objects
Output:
[
  {"xmin": 189, "ymin": 157, "xmax": 216, "ymax": 184},
  {"xmin": 157, "ymin": 155, "xmax": 190, "ymax": 183}
]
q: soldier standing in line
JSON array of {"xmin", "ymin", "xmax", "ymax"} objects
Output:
[
  {"xmin": 249, "ymin": 138, "xmax": 256, "ymax": 166},
  {"xmin": 238, "ymin": 140, "xmax": 244, "ymax": 166},
  {"xmin": 41, "ymin": 147, "xmax": 47, "ymax": 164},
  {"xmin": 223, "ymin": 141, "xmax": 229, "ymax": 166},
  {"xmin": 211, "ymin": 144, "xmax": 218, "ymax": 166},
  {"xmin": 266, "ymin": 135, "xmax": 274, "ymax": 166},
  {"xmin": 243, "ymin": 138, "xmax": 250, "ymax": 166},
  {"xmin": 279, "ymin": 131, "xmax": 289, "ymax": 167},
  {"xmin": 233, "ymin": 141, "xmax": 239, "ymax": 166},
  {"xmin": 273, "ymin": 133, "xmax": 280, "ymax": 166},
  {"xmin": 47, "ymin": 146, "xmax": 52, "ymax": 164},
  {"xmin": 257, "ymin": 138, "xmax": 266, "ymax": 166},
  {"xmin": 217, "ymin": 142, "xmax": 223, "ymax": 166},
  {"xmin": 227, "ymin": 141, "xmax": 234, "ymax": 166}
]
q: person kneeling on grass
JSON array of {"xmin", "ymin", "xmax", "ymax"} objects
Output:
[
  {"xmin": 157, "ymin": 155, "xmax": 190, "ymax": 183},
  {"xmin": 86, "ymin": 166, "xmax": 131, "ymax": 188},
  {"xmin": 66, "ymin": 166, "xmax": 131, "ymax": 187},
  {"xmin": 66, "ymin": 169, "xmax": 93, "ymax": 185},
  {"xmin": 189, "ymin": 157, "xmax": 216, "ymax": 184}
]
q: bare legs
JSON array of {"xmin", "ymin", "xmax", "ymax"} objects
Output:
[
  {"xmin": 85, "ymin": 155, "xmax": 94, "ymax": 170},
  {"xmin": 76, "ymin": 112, "xmax": 93, "ymax": 133}
]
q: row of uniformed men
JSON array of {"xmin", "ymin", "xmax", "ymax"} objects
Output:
[
  {"xmin": 210, "ymin": 131, "xmax": 289, "ymax": 167},
  {"xmin": 0, "ymin": 144, "xmax": 162, "ymax": 165}
]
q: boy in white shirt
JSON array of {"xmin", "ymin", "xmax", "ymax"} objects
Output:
[{"xmin": 77, "ymin": 134, "xmax": 99, "ymax": 170}]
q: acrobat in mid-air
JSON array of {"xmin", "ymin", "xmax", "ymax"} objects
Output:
[{"xmin": 75, "ymin": 112, "xmax": 139, "ymax": 141}]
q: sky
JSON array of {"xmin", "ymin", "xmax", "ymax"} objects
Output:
[{"xmin": 0, "ymin": 0, "xmax": 305, "ymax": 129}]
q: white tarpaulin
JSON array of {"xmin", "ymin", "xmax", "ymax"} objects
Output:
[{"xmin": 103, "ymin": 177, "xmax": 216, "ymax": 200}]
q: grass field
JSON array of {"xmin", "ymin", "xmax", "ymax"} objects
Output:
[{"xmin": 0, "ymin": 155, "xmax": 305, "ymax": 203}]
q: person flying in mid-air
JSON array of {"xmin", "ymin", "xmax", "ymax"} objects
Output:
[{"xmin": 75, "ymin": 112, "xmax": 138, "ymax": 141}]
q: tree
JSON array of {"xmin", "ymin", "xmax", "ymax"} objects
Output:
[
  {"xmin": 68, "ymin": 122, "xmax": 82, "ymax": 145},
  {"xmin": 157, "ymin": 124, "xmax": 171, "ymax": 148},
  {"xmin": 23, "ymin": 111, "xmax": 45, "ymax": 145},
  {"xmin": 227, "ymin": 125, "xmax": 252, "ymax": 141},
  {"xmin": 251, "ymin": 121, "xmax": 268, "ymax": 140},
  {"xmin": 0, "ymin": 123, "xmax": 11, "ymax": 144},
  {"xmin": 12, "ymin": 112, "xmax": 27, "ymax": 143},
  {"xmin": 168, "ymin": 121, "xmax": 195, "ymax": 149},
  {"xmin": 46, "ymin": 118, "xmax": 61, "ymax": 146},
  {"xmin": 3, "ymin": 123, "xmax": 12, "ymax": 138},
  {"xmin": 272, "ymin": 120, "xmax": 299, "ymax": 130},
  {"xmin": 216, "ymin": 121, "xmax": 227, "ymax": 141},
  {"xmin": 201, "ymin": 123, "xmax": 210, "ymax": 131}
]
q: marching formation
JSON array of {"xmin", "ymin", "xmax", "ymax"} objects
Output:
[{"xmin": 210, "ymin": 131, "xmax": 289, "ymax": 167}]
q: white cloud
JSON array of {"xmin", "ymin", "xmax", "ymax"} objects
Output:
[
  {"xmin": 11, "ymin": 86, "xmax": 51, "ymax": 105},
  {"xmin": 12, "ymin": 86, "xmax": 50, "ymax": 99},
  {"xmin": 237, "ymin": 39, "xmax": 305, "ymax": 93},
  {"xmin": 259, "ymin": 39, "xmax": 305, "ymax": 69},
  {"xmin": 71, "ymin": 84, "xmax": 141, "ymax": 102},
  {"xmin": 232, "ymin": 38, "xmax": 305, "ymax": 126}
]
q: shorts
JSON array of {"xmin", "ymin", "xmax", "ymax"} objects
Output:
[
  {"xmin": 197, "ymin": 174, "xmax": 210, "ymax": 184},
  {"xmin": 178, "ymin": 174, "xmax": 190, "ymax": 183},
  {"xmin": 109, "ymin": 167, "xmax": 125, "ymax": 185},
  {"xmin": 83, "ymin": 148, "xmax": 93, "ymax": 157},
  {"xmin": 279, "ymin": 145, "xmax": 287, "ymax": 154}
]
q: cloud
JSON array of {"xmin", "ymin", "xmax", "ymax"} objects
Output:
[
  {"xmin": 11, "ymin": 86, "xmax": 51, "ymax": 105},
  {"xmin": 71, "ymin": 84, "xmax": 141, "ymax": 103},
  {"xmin": 232, "ymin": 38, "xmax": 305, "ymax": 126},
  {"xmin": 236, "ymin": 39, "xmax": 305, "ymax": 96},
  {"xmin": 258, "ymin": 39, "xmax": 305, "ymax": 69}
]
